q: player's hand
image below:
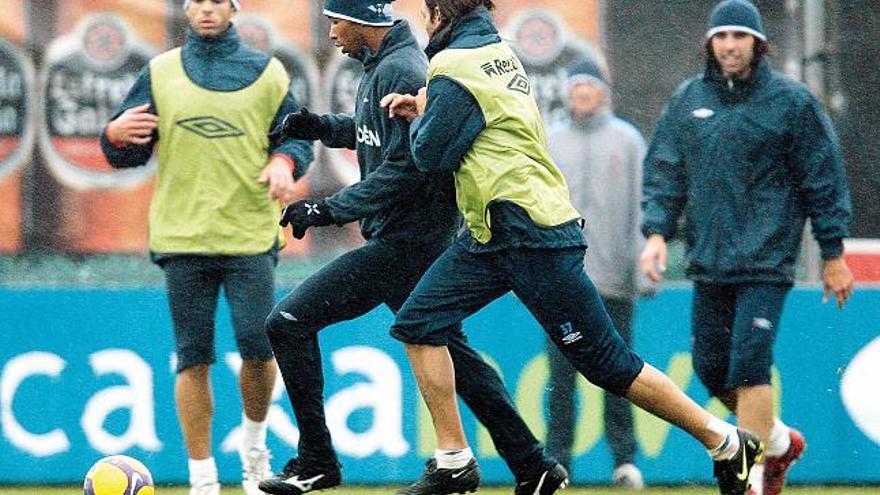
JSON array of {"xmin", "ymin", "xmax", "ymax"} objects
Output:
[
  {"xmin": 639, "ymin": 234, "xmax": 668, "ymax": 283},
  {"xmin": 381, "ymin": 91, "xmax": 421, "ymax": 121},
  {"xmin": 822, "ymin": 256, "xmax": 854, "ymax": 309},
  {"xmin": 105, "ymin": 103, "xmax": 158, "ymax": 147},
  {"xmin": 415, "ymin": 87, "xmax": 427, "ymax": 116},
  {"xmin": 280, "ymin": 198, "xmax": 334, "ymax": 240},
  {"xmin": 258, "ymin": 156, "xmax": 296, "ymax": 202},
  {"xmin": 269, "ymin": 107, "xmax": 330, "ymax": 146}
]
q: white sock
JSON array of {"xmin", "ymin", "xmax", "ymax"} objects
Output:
[
  {"xmin": 749, "ymin": 462, "xmax": 765, "ymax": 494},
  {"xmin": 241, "ymin": 413, "xmax": 268, "ymax": 450},
  {"xmin": 705, "ymin": 417, "xmax": 741, "ymax": 460},
  {"xmin": 765, "ymin": 418, "xmax": 791, "ymax": 457},
  {"xmin": 188, "ymin": 457, "xmax": 218, "ymax": 486},
  {"xmin": 435, "ymin": 447, "xmax": 473, "ymax": 469}
]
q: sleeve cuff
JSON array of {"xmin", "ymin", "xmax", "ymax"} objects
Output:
[
  {"xmin": 410, "ymin": 115, "xmax": 424, "ymax": 134},
  {"xmin": 641, "ymin": 225, "xmax": 668, "ymax": 240},
  {"xmin": 323, "ymin": 196, "xmax": 350, "ymax": 226},
  {"xmin": 104, "ymin": 126, "xmax": 126, "ymax": 149},
  {"xmin": 272, "ymin": 153, "xmax": 296, "ymax": 176},
  {"xmin": 818, "ymin": 238, "xmax": 844, "ymax": 260}
]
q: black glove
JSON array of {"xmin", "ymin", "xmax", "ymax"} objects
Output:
[
  {"xmin": 280, "ymin": 199, "xmax": 335, "ymax": 239},
  {"xmin": 268, "ymin": 107, "xmax": 331, "ymax": 146}
]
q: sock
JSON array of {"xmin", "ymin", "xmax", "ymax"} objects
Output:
[
  {"xmin": 705, "ymin": 417, "xmax": 741, "ymax": 460},
  {"xmin": 749, "ymin": 462, "xmax": 765, "ymax": 494},
  {"xmin": 765, "ymin": 418, "xmax": 791, "ymax": 457},
  {"xmin": 241, "ymin": 413, "xmax": 268, "ymax": 451},
  {"xmin": 188, "ymin": 457, "xmax": 218, "ymax": 486},
  {"xmin": 435, "ymin": 447, "xmax": 474, "ymax": 469}
]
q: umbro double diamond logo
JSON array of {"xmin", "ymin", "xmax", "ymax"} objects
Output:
[
  {"xmin": 177, "ymin": 116, "xmax": 246, "ymax": 139},
  {"xmin": 507, "ymin": 73, "xmax": 530, "ymax": 95}
]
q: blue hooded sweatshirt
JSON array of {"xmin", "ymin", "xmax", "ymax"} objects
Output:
[{"xmin": 321, "ymin": 20, "xmax": 460, "ymax": 246}]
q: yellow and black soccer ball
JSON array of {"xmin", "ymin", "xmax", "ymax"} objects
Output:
[{"xmin": 83, "ymin": 455, "xmax": 155, "ymax": 495}]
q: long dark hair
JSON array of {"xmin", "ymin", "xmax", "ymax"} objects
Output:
[{"xmin": 425, "ymin": 0, "xmax": 495, "ymax": 28}]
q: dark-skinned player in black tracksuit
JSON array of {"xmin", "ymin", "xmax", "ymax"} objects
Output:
[{"xmin": 258, "ymin": 2, "xmax": 567, "ymax": 495}]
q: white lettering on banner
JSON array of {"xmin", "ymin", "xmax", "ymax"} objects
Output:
[
  {"xmin": 0, "ymin": 106, "xmax": 18, "ymax": 133},
  {"xmin": 48, "ymin": 71, "xmax": 136, "ymax": 136},
  {"xmin": 2, "ymin": 346, "xmax": 406, "ymax": 461},
  {"xmin": 356, "ymin": 125, "xmax": 381, "ymax": 148},
  {"xmin": 1, "ymin": 351, "xmax": 71, "ymax": 457},
  {"xmin": 81, "ymin": 349, "xmax": 162, "ymax": 454},
  {"xmin": 325, "ymin": 346, "xmax": 408, "ymax": 458},
  {"xmin": 841, "ymin": 336, "xmax": 880, "ymax": 446},
  {"xmin": 220, "ymin": 353, "xmax": 300, "ymax": 454},
  {"xmin": 0, "ymin": 66, "xmax": 23, "ymax": 133},
  {"xmin": 0, "ymin": 65, "xmax": 23, "ymax": 99}
]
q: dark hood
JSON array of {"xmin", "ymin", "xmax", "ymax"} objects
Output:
[{"xmin": 353, "ymin": 20, "xmax": 420, "ymax": 70}]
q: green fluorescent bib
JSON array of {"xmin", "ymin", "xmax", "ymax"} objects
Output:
[
  {"xmin": 428, "ymin": 41, "xmax": 580, "ymax": 243},
  {"xmin": 149, "ymin": 48, "xmax": 288, "ymax": 254}
]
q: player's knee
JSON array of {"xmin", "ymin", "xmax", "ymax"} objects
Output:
[
  {"xmin": 584, "ymin": 363, "xmax": 641, "ymax": 396},
  {"xmin": 176, "ymin": 354, "xmax": 213, "ymax": 374},
  {"xmin": 693, "ymin": 356, "xmax": 726, "ymax": 397},
  {"xmin": 727, "ymin": 363, "xmax": 772, "ymax": 391},
  {"xmin": 265, "ymin": 307, "xmax": 311, "ymax": 340},
  {"xmin": 555, "ymin": 325, "xmax": 643, "ymax": 395},
  {"xmin": 236, "ymin": 333, "xmax": 274, "ymax": 362},
  {"xmin": 389, "ymin": 324, "xmax": 449, "ymax": 346}
]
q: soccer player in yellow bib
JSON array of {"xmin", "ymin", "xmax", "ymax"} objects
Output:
[
  {"xmin": 382, "ymin": 1, "xmax": 762, "ymax": 494},
  {"xmin": 101, "ymin": 1, "xmax": 313, "ymax": 495}
]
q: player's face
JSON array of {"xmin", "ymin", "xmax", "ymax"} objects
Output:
[
  {"xmin": 711, "ymin": 30, "xmax": 756, "ymax": 78},
  {"xmin": 328, "ymin": 18, "xmax": 365, "ymax": 56},
  {"xmin": 569, "ymin": 82, "xmax": 606, "ymax": 119},
  {"xmin": 186, "ymin": 0, "xmax": 235, "ymax": 38},
  {"xmin": 420, "ymin": 4, "xmax": 443, "ymax": 37}
]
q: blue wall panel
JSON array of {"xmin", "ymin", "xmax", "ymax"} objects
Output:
[{"xmin": 1, "ymin": 287, "xmax": 878, "ymax": 485}]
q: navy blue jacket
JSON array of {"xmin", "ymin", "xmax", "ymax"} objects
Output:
[
  {"xmin": 410, "ymin": 7, "xmax": 585, "ymax": 253},
  {"xmin": 642, "ymin": 59, "xmax": 851, "ymax": 284},
  {"xmin": 101, "ymin": 25, "xmax": 313, "ymax": 177},
  {"xmin": 322, "ymin": 20, "xmax": 459, "ymax": 246}
]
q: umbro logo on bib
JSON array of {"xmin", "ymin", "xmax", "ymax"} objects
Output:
[
  {"xmin": 177, "ymin": 116, "xmax": 245, "ymax": 139},
  {"xmin": 507, "ymin": 74, "xmax": 530, "ymax": 95}
]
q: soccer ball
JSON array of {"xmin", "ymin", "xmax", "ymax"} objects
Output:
[{"xmin": 83, "ymin": 455, "xmax": 155, "ymax": 495}]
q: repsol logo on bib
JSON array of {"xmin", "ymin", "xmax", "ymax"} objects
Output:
[
  {"xmin": 357, "ymin": 125, "xmax": 381, "ymax": 147},
  {"xmin": 481, "ymin": 56, "xmax": 520, "ymax": 78}
]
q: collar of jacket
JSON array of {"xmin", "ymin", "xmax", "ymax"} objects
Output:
[
  {"xmin": 354, "ymin": 20, "xmax": 418, "ymax": 69},
  {"xmin": 184, "ymin": 24, "xmax": 241, "ymax": 59},
  {"xmin": 424, "ymin": 6, "xmax": 498, "ymax": 60},
  {"xmin": 704, "ymin": 57, "xmax": 771, "ymax": 100}
]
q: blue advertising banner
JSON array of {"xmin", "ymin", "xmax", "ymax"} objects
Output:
[{"xmin": 1, "ymin": 286, "xmax": 879, "ymax": 485}]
